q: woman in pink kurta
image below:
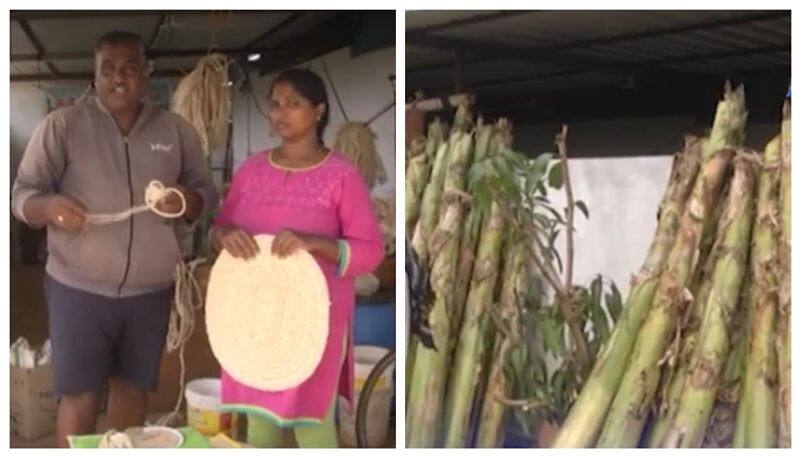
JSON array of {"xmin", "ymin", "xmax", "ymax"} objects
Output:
[{"xmin": 210, "ymin": 69, "xmax": 384, "ymax": 447}]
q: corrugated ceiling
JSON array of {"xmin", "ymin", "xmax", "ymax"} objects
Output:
[
  {"xmin": 407, "ymin": 10, "xmax": 790, "ymax": 100},
  {"xmin": 9, "ymin": 11, "xmax": 345, "ymax": 81}
]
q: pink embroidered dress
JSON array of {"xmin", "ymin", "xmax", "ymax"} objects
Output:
[{"xmin": 213, "ymin": 150, "xmax": 385, "ymax": 425}]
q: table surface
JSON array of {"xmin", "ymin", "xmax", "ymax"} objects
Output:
[{"xmin": 68, "ymin": 427, "xmax": 212, "ymax": 448}]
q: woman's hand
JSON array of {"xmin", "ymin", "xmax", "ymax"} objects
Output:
[
  {"xmin": 272, "ymin": 230, "xmax": 341, "ymax": 263},
  {"xmin": 214, "ymin": 225, "xmax": 260, "ymax": 260},
  {"xmin": 271, "ymin": 229, "xmax": 312, "ymax": 258}
]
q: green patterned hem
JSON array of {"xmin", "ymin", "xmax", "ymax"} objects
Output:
[{"xmin": 220, "ymin": 404, "xmax": 323, "ymax": 428}]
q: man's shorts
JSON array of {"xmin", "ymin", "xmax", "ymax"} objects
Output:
[{"xmin": 43, "ymin": 275, "xmax": 173, "ymax": 396}]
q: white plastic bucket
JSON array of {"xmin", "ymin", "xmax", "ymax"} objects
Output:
[
  {"xmin": 185, "ymin": 378, "xmax": 236, "ymax": 436},
  {"xmin": 338, "ymin": 345, "xmax": 394, "ymax": 447}
]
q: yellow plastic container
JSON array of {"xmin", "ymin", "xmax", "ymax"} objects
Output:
[{"xmin": 185, "ymin": 378, "xmax": 237, "ymax": 436}]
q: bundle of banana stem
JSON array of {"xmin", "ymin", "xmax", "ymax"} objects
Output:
[
  {"xmin": 552, "ymin": 84, "xmax": 791, "ymax": 448},
  {"xmin": 406, "ymin": 102, "xmax": 528, "ymax": 447}
]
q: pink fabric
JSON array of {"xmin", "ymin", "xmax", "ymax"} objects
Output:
[{"xmin": 213, "ymin": 150, "xmax": 384, "ymax": 422}]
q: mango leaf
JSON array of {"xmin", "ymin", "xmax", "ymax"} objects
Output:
[
  {"xmin": 590, "ymin": 276, "xmax": 603, "ymax": 310},
  {"xmin": 551, "ymin": 242, "xmax": 564, "ymax": 273},
  {"xmin": 532, "ymin": 355, "xmax": 548, "ymax": 386},
  {"xmin": 530, "ymin": 152, "xmax": 553, "ymax": 183},
  {"xmin": 548, "ymin": 160, "xmax": 564, "ymax": 189},
  {"xmin": 509, "ymin": 150, "xmax": 528, "ymax": 171},
  {"xmin": 543, "ymin": 205, "xmax": 566, "ymax": 225},
  {"xmin": 525, "ymin": 172, "xmax": 538, "ymax": 196},
  {"xmin": 467, "ymin": 158, "xmax": 492, "ymax": 188},
  {"xmin": 588, "ymin": 339, "xmax": 601, "ymax": 359},
  {"xmin": 575, "ymin": 200, "xmax": 590, "ymax": 219},
  {"xmin": 496, "ymin": 156, "xmax": 514, "ymax": 182},
  {"xmin": 538, "ymin": 181, "xmax": 549, "ymax": 197},
  {"xmin": 515, "ymin": 409, "xmax": 532, "ymax": 437},
  {"xmin": 527, "ymin": 276, "xmax": 543, "ymax": 305},
  {"xmin": 472, "ymin": 182, "xmax": 492, "ymax": 215},
  {"xmin": 605, "ymin": 282, "xmax": 623, "ymax": 322},
  {"xmin": 551, "ymin": 369, "xmax": 567, "ymax": 398},
  {"xmin": 592, "ymin": 305, "xmax": 610, "ymax": 343},
  {"xmin": 539, "ymin": 314, "xmax": 565, "ymax": 356},
  {"xmin": 532, "ymin": 213, "xmax": 551, "ymax": 230}
]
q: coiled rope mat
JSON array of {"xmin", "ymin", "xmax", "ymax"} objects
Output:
[{"xmin": 205, "ymin": 234, "xmax": 331, "ymax": 391}]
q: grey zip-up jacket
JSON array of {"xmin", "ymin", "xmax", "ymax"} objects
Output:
[{"xmin": 12, "ymin": 96, "xmax": 219, "ymax": 298}]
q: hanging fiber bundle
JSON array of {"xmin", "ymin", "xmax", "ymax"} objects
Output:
[
  {"xmin": 171, "ymin": 53, "xmax": 231, "ymax": 156},
  {"xmin": 335, "ymin": 122, "xmax": 387, "ymax": 190}
]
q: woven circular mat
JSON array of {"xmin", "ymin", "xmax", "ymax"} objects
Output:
[{"xmin": 205, "ymin": 234, "xmax": 330, "ymax": 391}]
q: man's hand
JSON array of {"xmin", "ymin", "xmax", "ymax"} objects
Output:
[
  {"xmin": 156, "ymin": 184, "xmax": 191, "ymax": 215},
  {"xmin": 45, "ymin": 195, "xmax": 87, "ymax": 231},
  {"xmin": 156, "ymin": 184, "xmax": 202, "ymax": 221}
]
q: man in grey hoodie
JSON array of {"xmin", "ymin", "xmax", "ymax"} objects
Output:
[{"xmin": 11, "ymin": 31, "xmax": 219, "ymax": 447}]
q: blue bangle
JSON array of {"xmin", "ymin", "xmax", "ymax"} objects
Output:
[{"xmin": 337, "ymin": 240, "xmax": 347, "ymax": 275}]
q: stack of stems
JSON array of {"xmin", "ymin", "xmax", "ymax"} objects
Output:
[
  {"xmin": 443, "ymin": 199, "xmax": 507, "ymax": 447},
  {"xmin": 734, "ymin": 136, "xmax": 781, "ymax": 448},
  {"xmin": 597, "ymin": 146, "xmax": 735, "ymax": 447},
  {"xmin": 407, "ymin": 103, "xmax": 475, "ymax": 447},
  {"xmin": 659, "ymin": 153, "xmax": 756, "ymax": 448},
  {"xmin": 449, "ymin": 120, "xmax": 496, "ymax": 358},
  {"xmin": 648, "ymin": 234, "xmax": 722, "ymax": 446},
  {"xmin": 552, "ymin": 136, "xmax": 702, "ymax": 447},
  {"xmin": 776, "ymin": 100, "xmax": 791, "ymax": 448},
  {"xmin": 594, "ymin": 84, "xmax": 746, "ymax": 448},
  {"xmin": 475, "ymin": 242, "xmax": 526, "ymax": 447},
  {"xmin": 406, "ymin": 120, "xmax": 444, "ymax": 235},
  {"xmin": 411, "ymin": 138, "xmax": 450, "ymax": 266}
]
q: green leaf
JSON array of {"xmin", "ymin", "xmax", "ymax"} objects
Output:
[
  {"xmin": 551, "ymin": 243, "xmax": 564, "ymax": 273},
  {"xmin": 590, "ymin": 276, "xmax": 603, "ymax": 309},
  {"xmin": 606, "ymin": 282, "xmax": 623, "ymax": 322},
  {"xmin": 543, "ymin": 205, "xmax": 566, "ymax": 225},
  {"xmin": 472, "ymin": 183, "xmax": 490, "ymax": 215},
  {"xmin": 588, "ymin": 339, "xmax": 601, "ymax": 359},
  {"xmin": 548, "ymin": 160, "xmax": 564, "ymax": 189},
  {"xmin": 539, "ymin": 314, "xmax": 565, "ymax": 356},
  {"xmin": 510, "ymin": 150, "xmax": 528, "ymax": 172},
  {"xmin": 525, "ymin": 172, "xmax": 537, "ymax": 196},
  {"xmin": 516, "ymin": 410, "xmax": 532, "ymax": 436},
  {"xmin": 575, "ymin": 200, "xmax": 590, "ymax": 219},
  {"xmin": 467, "ymin": 158, "xmax": 493, "ymax": 188},
  {"xmin": 592, "ymin": 306, "xmax": 610, "ymax": 343},
  {"xmin": 502, "ymin": 354, "xmax": 517, "ymax": 384},
  {"xmin": 533, "ymin": 355, "xmax": 548, "ymax": 386},
  {"xmin": 551, "ymin": 369, "xmax": 566, "ymax": 396},
  {"xmin": 527, "ymin": 276, "xmax": 543, "ymax": 305},
  {"xmin": 496, "ymin": 157, "xmax": 514, "ymax": 181},
  {"xmin": 530, "ymin": 152, "xmax": 553, "ymax": 185},
  {"xmin": 538, "ymin": 182, "xmax": 549, "ymax": 197}
]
